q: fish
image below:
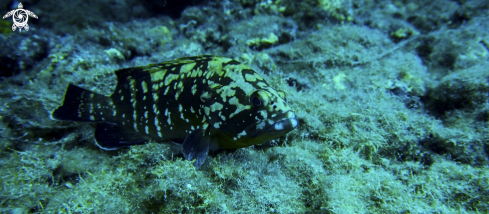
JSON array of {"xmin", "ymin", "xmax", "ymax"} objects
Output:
[{"xmin": 51, "ymin": 55, "xmax": 298, "ymax": 168}]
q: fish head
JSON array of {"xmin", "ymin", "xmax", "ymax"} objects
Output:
[{"xmin": 203, "ymin": 83, "xmax": 298, "ymax": 149}]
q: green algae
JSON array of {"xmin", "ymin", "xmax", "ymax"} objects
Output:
[{"xmin": 0, "ymin": 0, "xmax": 488, "ymax": 213}]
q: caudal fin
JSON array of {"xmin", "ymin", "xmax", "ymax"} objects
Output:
[{"xmin": 51, "ymin": 84, "xmax": 114, "ymax": 122}]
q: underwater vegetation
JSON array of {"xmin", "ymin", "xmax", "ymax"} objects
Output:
[{"xmin": 0, "ymin": 0, "xmax": 488, "ymax": 213}]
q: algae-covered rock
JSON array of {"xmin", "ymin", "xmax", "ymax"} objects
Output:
[
  {"xmin": 1, "ymin": 0, "xmax": 489, "ymax": 213},
  {"xmin": 424, "ymin": 64, "xmax": 489, "ymax": 115}
]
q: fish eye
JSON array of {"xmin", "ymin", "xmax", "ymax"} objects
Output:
[
  {"xmin": 250, "ymin": 90, "xmax": 269, "ymax": 109},
  {"xmin": 252, "ymin": 96, "xmax": 261, "ymax": 107}
]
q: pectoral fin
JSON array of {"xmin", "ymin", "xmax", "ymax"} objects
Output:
[{"xmin": 181, "ymin": 127, "xmax": 210, "ymax": 169}]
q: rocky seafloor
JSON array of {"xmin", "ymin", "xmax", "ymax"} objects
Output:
[{"xmin": 0, "ymin": 0, "xmax": 488, "ymax": 213}]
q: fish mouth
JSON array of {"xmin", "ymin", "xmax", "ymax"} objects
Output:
[{"xmin": 245, "ymin": 111, "xmax": 298, "ymax": 139}]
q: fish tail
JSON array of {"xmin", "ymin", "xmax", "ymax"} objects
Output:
[{"xmin": 51, "ymin": 83, "xmax": 114, "ymax": 122}]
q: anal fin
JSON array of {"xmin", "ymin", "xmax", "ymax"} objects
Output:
[
  {"xmin": 95, "ymin": 122, "xmax": 149, "ymax": 150},
  {"xmin": 181, "ymin": 127, "xmax": 210, "ymax": 169}
]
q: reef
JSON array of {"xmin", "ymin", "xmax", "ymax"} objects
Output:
[{"xmin": 0, "ymin": 0, "xmax": 488, "ymax": 213}]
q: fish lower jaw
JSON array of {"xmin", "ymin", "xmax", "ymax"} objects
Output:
[
  {"xmin": 271, "ymin": 110, "xmax": 298, "ymax": 131},
  {"xmin": 272, "ymin": 117, "xmax": 298, "ymax": 131},
  {"xmin": 252, "ymin": 116, "xmax": 298, "ymax": 138}
]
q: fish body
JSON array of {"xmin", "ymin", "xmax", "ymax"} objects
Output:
[{"xmin": 51, "ymin": 55, "xmax": 298, "ymax": 168}]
